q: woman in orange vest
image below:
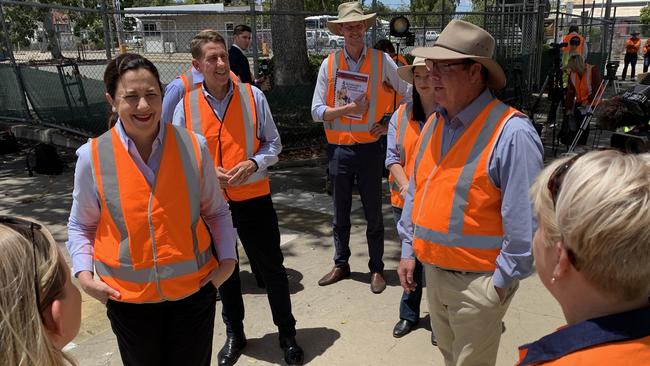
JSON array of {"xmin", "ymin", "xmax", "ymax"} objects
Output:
[
  {"xmin": 517, "ymin": 150, "xmax": 650, "ymax": 365},
  {"xmin": 563, "ymin": 54, "xmax": 601, "ymax": 145},
  {"xmin": 386, "ymin": 57, "xmax": 438, "ymax": 340},
  {"xmin": 1, "ymin": 216, "xmax": 82, "ymax": 365},
  {"xmin": 66, "ymin": 53, "xmax": 237, "ymax": 365}
]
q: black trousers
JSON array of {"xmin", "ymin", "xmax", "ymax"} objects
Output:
[
  {"xmin": 327, "ymin": 141, "xmax": 385, "ymax": 273},
  {"xmin": 219, "ymin": 194, "xmax": 297, "ymax": 338},
  {"xmin": 106, "ymin": 283, "xmax": 217, "ymax": 366},
  {"xmin": 622, "ymin": 53, "xmax": 638, "ymax": 80}
]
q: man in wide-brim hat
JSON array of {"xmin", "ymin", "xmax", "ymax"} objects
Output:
[
  {"xmin": 397, "ymin": 19, "xmax": 543, "ymax": 365},
  {"xmin": 623, "ymin": 30, "xmax": 642, "ymax": 80},
  {"xmin": 311, "ymin": 1, "xmax": 410, "ymax": 295}
]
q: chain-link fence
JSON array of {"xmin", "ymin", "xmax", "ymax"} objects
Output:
[{"xmin": 0, "ymin": 0, "xmax": 616, "ymax": 152}]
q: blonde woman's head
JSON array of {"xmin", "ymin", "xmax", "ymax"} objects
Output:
[
  {"xmin": 530, "ymin": 150, "xmax": 650, "ymax": 301},
  {"xmin": 0, "ymin": 216, "xmax": 81, "ymax": 366}
]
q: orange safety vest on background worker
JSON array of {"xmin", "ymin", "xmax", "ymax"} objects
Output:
[
  {"xmin": 562, "ymin": 32, "xmax": 585, "ymax": 56},
  {"xmin": 393, "ymin": 54, "xmax": 409, "ymax": 67},
  {"xmin": 517, "ymin": 306, "xmax": 650, "ymax": 365},
  {"xmin": 184, "ymin": 81, "xmax": 270, "ymax": 202},
  {"xmin": 325, "ymin": 48, "xmax": 386, "ymax": 145},
  {"xmin": 625, "ymin": 37, "xmax": 641, "ymax": 54},
  {"xmin": 411, "ymin": 99, "xmax": 518, "ymax": 271},
  {"xmin": 378, "ymin": 54, "xmax": 409, "ymax": 115},
  {"xmin": 389, "ymin": 103, "xmax": 422, "ymax": 209},
  {"xmin": 90, "ymin": 123, "xmax": 218, "ymax": 303},
  {"xmin": 644, "ymin": 38, "xmax": 650, "ymax": 55}
]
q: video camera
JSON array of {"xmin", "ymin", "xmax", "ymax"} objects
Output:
[{"xmin": 258, "ymin": 59, "xmax": 270, "ymax": 78}]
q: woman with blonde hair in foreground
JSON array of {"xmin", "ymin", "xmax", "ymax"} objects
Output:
[
  {"xmin": 517, "ymin": 150, "xmax": 650, "ymax": 365},
  {"xmin": 0, "ymin": 216, "xmax": 81, "ymax": 366}
]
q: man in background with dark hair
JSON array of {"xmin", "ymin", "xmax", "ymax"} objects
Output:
[{"xmin": 229, "ymin": 24, "xmax": 270, "ymax": 91}]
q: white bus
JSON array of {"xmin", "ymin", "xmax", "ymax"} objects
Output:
[{"xmin": 304, "ymin": 15, "xmax": 337, "ymax": 29}]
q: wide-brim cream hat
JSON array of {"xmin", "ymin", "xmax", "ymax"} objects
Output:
[
  {"xmin": 397, "ymin": 57, "xmax": 427, "ymax": 84},
  {"xmin": 411, "ymin": 19, "xmax": 507, "ymax": 90},
  {"xmin": 327, "ymin": 1, "xmax": 376, "ymax": 36}
]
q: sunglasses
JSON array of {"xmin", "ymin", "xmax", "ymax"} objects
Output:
[
  {"xmin": 545, "ymin": 154, "xmax": 583, "ymax": 270},
  {"xmin": 0, "ymin": 216, "xmax": 44, "ymax": 314}
]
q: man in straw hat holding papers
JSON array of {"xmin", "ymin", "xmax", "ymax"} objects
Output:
[
  {"xmin": 397, "ymin": 20, "xmax": 543, "ymax": 365},
  {"xmin": 311, "ymin": 1, "xmax": 410, "ymax": 294}
]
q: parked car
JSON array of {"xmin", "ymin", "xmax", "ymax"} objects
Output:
[
  {"xmin": 306, "ymin": 30, "xmax": 317, "ymax": 49},
  {"xmin": 320, "ymin": 30, "xmax": 344, "ymax": 48},
  {"xmin": 425, "ymin": 30, "xmax": 439, "ymax": 42}
]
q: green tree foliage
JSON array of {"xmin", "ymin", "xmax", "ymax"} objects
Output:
[
  {"xmin": 460, "ymin": 0, "xmax": 494, "ymax": 27},
  {"xmin": 410, "ymin": 0, "xmax": 458, "ymax": 28},
  {"xmin": 641, "ymin": 4, "xmax": 650, "ymax": 35}
]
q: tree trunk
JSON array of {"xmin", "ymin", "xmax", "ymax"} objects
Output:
[
  {"xmin": 42, "ymin": 9, "xmax": 63, "ymax": 59},
  {"xmin": 270, "ymin": 0, "xmax": 310, "ymax": 86}
]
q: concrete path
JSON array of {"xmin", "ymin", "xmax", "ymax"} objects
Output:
[{"xmin": 0, "ymin": 151, "xmax": 564, "ymax": 366}]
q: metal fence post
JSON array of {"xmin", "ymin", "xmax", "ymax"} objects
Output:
[
  {"xmin": 0, "ymin": 2, "xmax": 32, "ymax": 121},
  {"xmin": 101, "ymin": 0, "xmax": 112, "ymax": 60},
  {"xmin": 250, "ymin": 1, "xmax": 259, "ymax": 77}
]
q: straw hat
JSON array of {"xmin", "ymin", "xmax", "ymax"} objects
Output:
[
  {"xmin": 397, "ymin": 57, "xmax": 427, "ymax": 84},
  {"xmin": 327, "ymin": 2, "xmax": 376, "ymax": 36},
  {"xmin": 411, "ymin": 20, "xmax": 507, "ymax": 90}
]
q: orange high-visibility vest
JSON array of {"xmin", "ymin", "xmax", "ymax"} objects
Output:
[
  {"xmin": 517, "ymin": 307, "xmax": 650, "ymax": 365},
  {"xmin": 90, "ymin": 123, "xmax": 218, "ymax": 303},
  {"xmin": 518, "ymin": 336, "xmax": 650, "ymax": 365},
  {"xmin": 325, "ymin": 48, "xmax": 386, "ymax": 145},
  {"xmin": 388, "ymin": 103, "xmax": 422, "ymax": 209},
  {"xmin": 570, "ymin": 65, "xmax": 593, "ymax": 104},
  {"xmin": 562, "ymin": 32, "xmax": 585, "ymax": 56},
  {"xmin": 184, "ymin": 81, "xmax": 270, "ymax": 202},
  {"xmin": 411, "ymin": 99, "xmax": 518, "ymax": 271},
  {"xmin": 394, "ymin": 54, "xmax": 409, "ymax": 67}
]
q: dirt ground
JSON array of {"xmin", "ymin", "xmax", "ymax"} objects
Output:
[{"xmin": 0, "ymin": 144, "xmax": 568, "ymax": 366}]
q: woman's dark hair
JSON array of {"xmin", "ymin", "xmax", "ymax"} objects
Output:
[
  {"xmin": 373, "ymin": 39, "xmax": 395, "ymax": 54},
  {"xmin": 103, "ymin": 53, "xmax": 163, "ymax": 128},
  {"xmin": 411, "ymin": 68, "xmax": 428, "ymax": 123}
]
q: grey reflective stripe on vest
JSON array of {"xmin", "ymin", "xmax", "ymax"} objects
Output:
[
  {"xmin": 95, "ymin": 132, "xmax": 132, "ymax": 267},
  {"xmin": 187, "ymin": 87, "xmax": 203, "ymax": 132},
  {"xmin": 396, "ymin": 104, "xmax": 411, "ymax": 165},
  {"xmin": 171, "ymin": 126, "xmax": 202, "ymax": 259},
  {"xmin": 184, "ymin": 69, "xmax": 194, "ymax": 91},
  {"xmin": 413, "ymin": 115, "xmax": 439, "ymax": 175},
  {"xmin": 325, "ymin": 50, "xmax": 381, "ymax": 132},
  {"xmin": 413, "ymin": 101, "xmax": 509, "ymax": 250},
  {"xmin": 237, "ymin": 82, "xmax": 255, "ymax": 158},
  {"xmin": 94, "ymin": 246, "xmax": 214, "ymax": 283}
]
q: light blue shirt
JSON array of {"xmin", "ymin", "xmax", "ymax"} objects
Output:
[
  {"xmin": 66, "ymin": 120, "xmax": 237, "ymax": 277},
  {"xmin": 397, "ymin": 89, "xmax": 544, "ymax": 289},
  {"xmin": 161, "ymin": 66, "xmax": 204, "ymax": 124},
  {"xmin": 172, "ymin": 80, "xmax": 281, "ymax": 173},
  {"xmin": 311, "ymin": 45, "xmax": 412, "ymax": 122}
]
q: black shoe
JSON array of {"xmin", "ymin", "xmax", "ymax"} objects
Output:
[
  {"xmin": 218, "ymin": 333, "xmax": 247, "ymax": 366},
  {"xmin": 279, "ymin": 336, "xmax": 304, "ymax": 365},
  {"xmin": 392, "ymin": 319, "xmax": 416, "ymax": 338}
]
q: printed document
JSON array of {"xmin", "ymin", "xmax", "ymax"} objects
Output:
[{"xmin": 335, "ymin": 70, "xmax": 369, "ymax": 120}]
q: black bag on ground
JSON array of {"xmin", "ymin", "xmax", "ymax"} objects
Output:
[
  {"xmin": 26, "ymin": 143, "xmax": 64, "ymax": 175},
  {"xmin": 559, "ymin": 113, "xmax": 590, "ymax": 146},
  {"xmin": 0, "ymin": 129, "xmax": 20, "ymax": 155}
]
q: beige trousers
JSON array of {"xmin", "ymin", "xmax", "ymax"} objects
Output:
[{"xmin": 424, "ymin": 265, "xmax": 519, "ymax": 366}]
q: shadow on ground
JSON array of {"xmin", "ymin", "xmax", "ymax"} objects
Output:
[
  {"xmin": 239, "ymin": 267, "xmax": 305, "ymax": 295},
  {"xmin": 242, "ymin": 327, "xmax": 340, "ymax": 365}
]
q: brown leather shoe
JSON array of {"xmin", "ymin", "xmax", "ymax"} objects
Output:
[
  {"xmin": 318, "ymin": 264, "xmax": 350, "ymax": 286},
  {"xmin": 370, "ymin": 272, "xmax": 386, "ymax": 294}
]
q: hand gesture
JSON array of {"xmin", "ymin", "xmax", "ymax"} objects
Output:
[
  {"xmin": 77, "ymin": 271, "xmax": 121, "ymax": 304},
  {"xmin": 348, "ymin": 95, "xmax": 369, "ymax": 116},
  {"xmin": 200, "ymin": 258, "xmax": 237, "ymax": 289},
  {"xmin": 397, "ymin": 258, "xmax": 417, "ymax": 293},
  {"xmin": 216, "ymin": 167, "xmax": 232, "ymax": 189},
  {"xmin": 257, "ymin": 76, "xmax": 271, "ymax": 92},
  {"xmin": 370, "ymin": 122, "xmax": 387, "ymax": 138},
  {"xmin": 226, "ymin": 160, "xmax": 257, "ymax": 187}
]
